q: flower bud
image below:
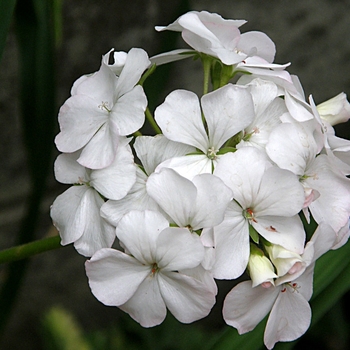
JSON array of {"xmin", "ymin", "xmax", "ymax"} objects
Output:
[
  {"xmin": 265, "ymin": 243, "xmax": 303, "ymax": 277},
  {"xmin": 248, "ymin": 244, "xmax": 277, "ymax": 288},
  {"xmin": 317, "ymin": 92, "xmax": 350, "ymax": 126}
]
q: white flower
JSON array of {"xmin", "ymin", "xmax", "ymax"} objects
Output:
[
  {"xmin": 266, "ymin": 121, "xmax": 350, "ymax": 232},
  {"xmin": 210, "ymin": 147, "xmax": 305, "ymax": 279},
  {"xmin": 223, "ymin": 222, "xmax": 337, "ymax": 349},
  {"xmin": 50, "ymin": 145, "xmax": 135, "ymax": 256},
  {"xmin": 155, "ymin": 11, "xmax": 275, "ymax": 65},
  {"xmin": 55, "ymin": 48, "xmax": 150, "ymax": 169},
  {"xmin": 85, "ymin": 210, "xmax": 216, "ymax": 327},
  {"xmin": 155, "ymin": 84, "xmax": 255, "ymax": 179}
]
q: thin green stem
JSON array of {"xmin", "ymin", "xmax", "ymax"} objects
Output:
[
  {"xmin": 201, "ymin": 55, "xmax": 211, "ymax": 95},
  {"xmin": 145, "ymin": 107, "xmax": 161, "ymax": 134},
  {"xmin": 0, "ymin": 235, "xmax": 62, "ymax": 264},
  {"xmin": 133, "ymin": 130, "xmax": 142, "ymax": 137}
]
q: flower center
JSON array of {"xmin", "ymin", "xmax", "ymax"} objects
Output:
[
  {"xmin": 243, "ymin": 208, "xmax": 257, "ymax": 223},
  {"xmin": 98, "ymin": 101, "xmax": 111, "ymax": 112},
  {"xmin": 207, "ymin": 147, "xmax": 219, "ymax": 160}
]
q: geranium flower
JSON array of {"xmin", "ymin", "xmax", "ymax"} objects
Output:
[
  {"xmin": 85, "ymin": 210, "xmax": 216, "ymax": 327},
  {"xmin": 55, "ymin": 48, "xmax": 150, "ymax": 169}
]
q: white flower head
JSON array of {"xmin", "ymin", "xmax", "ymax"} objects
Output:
[
  {"xmin": 55, "ymin": 48, "xmax": 150, "ymax": 169},
  {"xmin": 85, "ymin": 210, "xmax": 216, "ymax": 327},
  {"xmin": 155, "ymin": 11, "xmax": 275, "ymax": 65}
]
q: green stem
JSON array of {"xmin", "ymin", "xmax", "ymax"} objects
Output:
[
  {"xmin": 201, "ymin": 55, "xmax": 211, "ymax": 95},
  {"xmin": 0, "ymin": 235, "xmax": 62, "ymax": 264},
  {"xmin": 133, "ymin": 130, "xmax": 142, "ymax": 137},
  {"xmin": 145, "ymin": 107, "xmax": 162, "ymax": 134}
]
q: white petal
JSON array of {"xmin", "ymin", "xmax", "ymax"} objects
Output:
[
  {"xmin": 116, "ymin": 210, "xmax": 169, "ymax": 265},
  {"xmin": 54, "ymin": 152, "xmax": 87, "ymax": 184},
  {"xmin": 191, "ymin": 173, "xmax": 233, "ymax": 229},
  {"xmin": 77, "ymin": 119, "xmax": 119, "ymax": 169},
  {"xmin": 146, "ymin": 168, "xmax": 197, "ymax": 227},
  {"xmin": 159, "ymin": 271, "xmax": 216, "ymax": 323},
  {"xmin": 214, "ymin": 148, "xmax": 270, "ymax": 208},
  {"xmin": 253, "ymin": 215, "xmax": 305, "ymax": 254},
  {"xmin": 134, "ymin": 134, "xmax": 195, "ymax": 175},
  {"xmin": 155, "ymin": 89, "xmax": 208, "ymax": 152},
  {"xmin": 100, "ymin": 168, "xmax": 159, "ymax": 226},
  {"xmin": 202, "ymin": 84, "xmax": 255, "ymax": 149},
  {"xmin": 90, "ymin": 143, "xmax": 136, "ymax": 200},
  {"xmin": 254, "ymin": 167, "xmax": 304, "ymax": 217},
  {"xmin": 156, "ymin": 228, "xmax": 204, "ymax": 271},
  {"xmin": 119, "ymin": 273, "xmax": 167, "ymax": 327},
  {"xmin": 223, "ymin": 281, "xmax": 279, "ymax": 334},
  {"xmin": 111, "ymin": 85, "xmax": 147, "ymax": 136},
  {"xmin": 51, "ymin": 186, "xmax": 115, "ymax": 256},
  {"xmin": 156, "ymin": 154, "xmax": 212, "ymax": 180},
  {"xmin": 264, "ymin": 286, "xmax": 311, "ymax": 349},
  {"xmin": 55, "ymin": 95, "xmax": 107, "ymax": 153},
  {"xmin": 211, "ymin": 201, "xmax": 250, "ymax": 279},
  {"xmin": 238, "ymin": 31, "xmax": 276, "ymax": 63},
  {"xmin": 150, "ymin": 49, "xmax": 195, "ymax": 66},
  {"xmin": 115, "ymin": 48, "xmax": 150, "ymax": 97},
  {"xmin": 86, "ymin": 248, "xmax": 150, "ymax": 306}
]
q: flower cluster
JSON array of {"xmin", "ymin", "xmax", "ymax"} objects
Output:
[{"xmin": 51, "ymin": 11, "xmax": 350, "ymax": 349}]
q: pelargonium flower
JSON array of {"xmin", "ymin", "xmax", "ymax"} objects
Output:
[
  {"xmin": 85, "ymin": 210, "xmax": 216, "ymax": 327},
  {"xmin": 50, "ymin": 143, "xmax": 137, "ymax": 256},
  {"xmin": 55, "ymin": 48, "xmax": 150, "ymax": 169},
  {"xmin": 207, "ymin": 147, "xmax": 305, "ymax": 279},
  {"xmin": 155, "ymin": 83, "xmax": 255, "ymax": 179},
  {"xmin": 155, "ymin": 11, "xmax": 275, "ymax": 66},
  {"xmin": 223, "ymin": 222, "xmax": 336, "ymax": 349}
]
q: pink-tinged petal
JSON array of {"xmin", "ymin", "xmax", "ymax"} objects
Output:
[
  {"xmin": 116, "ymin": 210, "xmax": 169, "ymax": 265},
  {"xmin": 55, "ymin": 95, "xmax": 107, "ymax": 153},
  {"xmin": 100, "ymin": 168, "xmax": 160, "ymax": 226},
  {"xmin": 111, "ymin": 85, "xmax": 147, "ymax": 136},
  {"xmin": 254, "ymin": 167, "xmax": 304, "ymax": 217},
  {"xmin": 211, "ymin": 201, "xmax": 250, "ymax": 279},
  {"xmin": 155, "ymin": 90, "xmax": 208, "ymax": 152},
  {"xmin": 223, "ymin": 281, "xmax": 279, "ymax": 334},
  {"xmin": 264, "ymin": 286, "xmax": 311, "ymax": 349},
  {"xmin": 90, "ymin": 143, "xmax": 136, "ymax": 200},
  {"xmin": 155, "ymin": 154, "xmax": 212, "ymax": 180},
  {"xmin": 238, "ymin": 31, "xmax": 275, "ymax": 63},
  {"xmin": 158, "ymin": 271, "xmax": 216, "ymax": 323},
  {"xmin": 86, "ymin": 248, "xmax": 150, "ymax": 306},
  {"xmin": 115, "ymin": 48, "xmax": 150, "ymax": 98},
  {"xmin": 156, "ymin": 228, "xmax": 204, "ymax": 271},
  {"xmin": 119, "ymin": 273, "xmax": 167, "ymax": 327},
  {"xmin": 134, "ymin": 134, "xmax": 195, "ymax": 175},
  {"xmin": 252, "ymin": 215, "xmax": 305, "ymax": 254},
  {"xmin": 191, "ymin": 173, "xmax": 233, "ymax": 229},
  {"xmin": 202, "ymin": 84, "xmax": 255, "ymax": 149},
  {"xmin": 146, "ymin": 168, "xmax": 197, "ymax": 227},
  {"xmin": 77, "ymin": 119, "xmax": 119, "ymax": 169},
  {"xmin": 51, "ymin": 186, "xmax": 115, "ymax": 256},
  {"xmin": 54, "ymin": 152, "xmax": 87, "ymax": 184}
]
